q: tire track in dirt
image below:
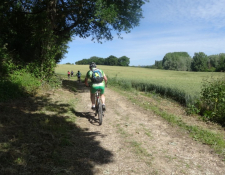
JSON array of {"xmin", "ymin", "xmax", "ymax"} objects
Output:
[{"xmin": 75, "ymin": 84, "xmax": 225, "ymax": 175}]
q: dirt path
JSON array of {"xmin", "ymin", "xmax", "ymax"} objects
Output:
[
  {"xmin": 74, "ymin": 83, "xmax": 225, "ymax": 175},
  {"xmin": 1, "ymin": 80, "xmax": 224, "ymax": 174}
]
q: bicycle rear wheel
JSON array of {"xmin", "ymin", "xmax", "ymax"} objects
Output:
[{"xmin": 98, "ymin": 101, "xmax": 103, "ymax": 125}]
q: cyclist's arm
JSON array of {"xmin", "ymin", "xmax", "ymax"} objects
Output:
[{"xmin": 103, "ymin": 75, "xmax": 107, "ymax": 85}]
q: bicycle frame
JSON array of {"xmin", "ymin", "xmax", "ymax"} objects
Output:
[{"xmin": 95, "ymin": 90, "xmax": 100, "ymax": 107}]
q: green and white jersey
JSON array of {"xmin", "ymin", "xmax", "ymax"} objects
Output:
[{"xmin": 86, "ymin": 68, "xmax": 105, "ymax": 87}]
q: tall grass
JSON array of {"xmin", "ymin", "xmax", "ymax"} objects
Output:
[
  {"xmin": 55, "ymin": 65, "xmax": 223, "ymax": 106},
  {"xmin": 107, "ymin": 76, "xmax": 197, "ymax": 105}
]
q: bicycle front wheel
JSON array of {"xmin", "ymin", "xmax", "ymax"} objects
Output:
[{"xmin": 98, "ymin": 101, "xmax": 103, "ymax": 125}]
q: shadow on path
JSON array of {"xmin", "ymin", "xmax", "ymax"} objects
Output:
[
  {"xmin": 62, "ymin": 79, "xmax": 89, "ymax": 94},
  {"xmin": 71, "ymin": 108, "xmax": 102, "ymax": 126},
  {"xmin": 0, "ymin": 81, "xmax": 113, "ymax": 175},
  {"xmin": 62, "ymin": 79, "xmax": 102, "ymax": 126}
]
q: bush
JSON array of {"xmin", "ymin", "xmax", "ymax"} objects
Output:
[
  {"xmin": 200, "ymin": 77, "xmax": 225, "ymax": 125},
  {"xmin": 0, "ymin": 51, "xmax": 17, "ymax": 77},
  {"xmin": 121, "ymin": 81, "xmax": 132, "ymax": 90},
  {"xmin": 0, "ymin": 69, "xmax": 41, "ymax": 102},
  {"xmin": 205, "ymin": 67, "xmax": 216, "ymax": 72},
  {"xmin": 42, "ymin": 74, "xmax": 63, "ymax": 89}
]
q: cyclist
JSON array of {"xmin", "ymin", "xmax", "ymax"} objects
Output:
[
  {"xmin": 76, "ymin": 70, "xmax": 82, "ymax": 82},
  {"xmin": 85, "ymin": 62, "xmax": 107, "ymax": 111},
  {"xmin": 67, "ymin": 71, "xmax": 70, "ymax": 79}
]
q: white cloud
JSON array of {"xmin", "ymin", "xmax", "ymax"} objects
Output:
[
  {"xmin": 61, "ymin": 0, "xmax": 225, "ymax": 66},
  {"xmin": 144, "ymin": 0, "xmax": 225, "ymax": 28}
]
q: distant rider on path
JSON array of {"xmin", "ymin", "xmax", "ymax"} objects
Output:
[
  {"xmin": 67, "ymin": 71, "xmax": 70, "ymax": 79},
  {"xmin": 76, "ymin": 70, "xmax": 82, "ymax": 82}
]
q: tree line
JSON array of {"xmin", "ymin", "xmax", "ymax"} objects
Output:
[
  {"xmin": 149, "ymin": 52, "xmax": 225, "ymax": 72},
  {"xmin": 75, "ymin": 55, "xmax": 130, "ymax": 66}
]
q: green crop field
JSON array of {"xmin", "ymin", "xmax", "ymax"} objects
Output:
[{"xmin": 55, "ymin": 64, "xmax": 224, "ymax": 104}]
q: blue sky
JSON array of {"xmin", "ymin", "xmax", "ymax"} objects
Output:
[{"xmin": 60, "ymin": 0, "xmax": 225, "ymax": 66}]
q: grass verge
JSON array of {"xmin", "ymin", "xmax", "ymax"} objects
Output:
[{"xmin": 109, "ymin": 85, "xmax": 225, "ymax": 160}]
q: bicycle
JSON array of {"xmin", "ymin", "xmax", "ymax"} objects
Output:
[{"xmin": 94, "ymin": 89, "xmax": 104, "ymax": 125}]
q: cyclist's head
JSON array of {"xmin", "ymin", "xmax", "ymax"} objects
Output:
[{"xmin": 89, "ymin": 62, "xmax": 96, "ymax": 69}]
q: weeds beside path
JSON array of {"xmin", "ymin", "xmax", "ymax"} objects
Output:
[{"xmin": 0, "ymin": 80, "xmax": 225, "ymax": 174}]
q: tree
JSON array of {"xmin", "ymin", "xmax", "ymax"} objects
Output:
[
  {"xmin": 216, "ymin": 53, "xmax": 225, "ymax": 72},
  {"xmin": 96, "ymin": 58, "xmax": 105, "ymax": 65},
  {"xmin": 105, "ymin": 55, "xmax": 118, "ymax": 66},
  {"xmin": 155, "ymin": 60, "xmax": 163, "ymax": 69},
  {"xmin": 118, "ymin": 56, "xmax": 130, "ymax": 66},
  {"xmin": 191, "ymin": 52, "xmax": 209, "ymax": 71},
  {"xmin": 176, "ymin": 56, "xmax": 192, "ymax": 71},
  {"xmin": 89, "ymin": 56, "xmax": 105, "ymax": 65},
  {"xmin": 89, "ymin": 56, "xmax": 100, "ymax": 64},
  {"xmin": 75, "ymin": 59, "xmax": 89, "ymax": 65},
  {"xmin": 0, "ymin": 0, "xmax": 70, "ymax": 77},
  {"xmin": 162, "ymin": 52, "xmax": 191, "ymax": 71},
  {"xmin": 207, "ymin": 54, "xmax": 219, "ymax": 72},
  {"xmin": 0, "ymin": 0, "xmax": 148, "ymax": 77}
]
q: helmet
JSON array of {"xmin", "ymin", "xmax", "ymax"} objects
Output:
[{"xmin": 89, "ymin": 62, "xmax": 96, "ymax": 69}]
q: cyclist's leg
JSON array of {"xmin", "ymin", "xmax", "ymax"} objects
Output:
[
  {"xmin": 90, "ymin": 86, "xmax": 97, "ymax": 108},
  {"xmin": 90, "ymin": 93, "xmax": 95, "ymax": 106},
  {"xmin": 101, "ymin": 94, "xmax": 105, "ymax": 105},
  {"xmin": 97, "ymin": 85, "xmax": 106, "ymax": 111},
  {"xmin": 99, "ymin": 86, "xmax": 106, "ymax": 105},
  {"xmin": 101, "ymin": 92, "xmax": 106, "ymax": 111}
]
